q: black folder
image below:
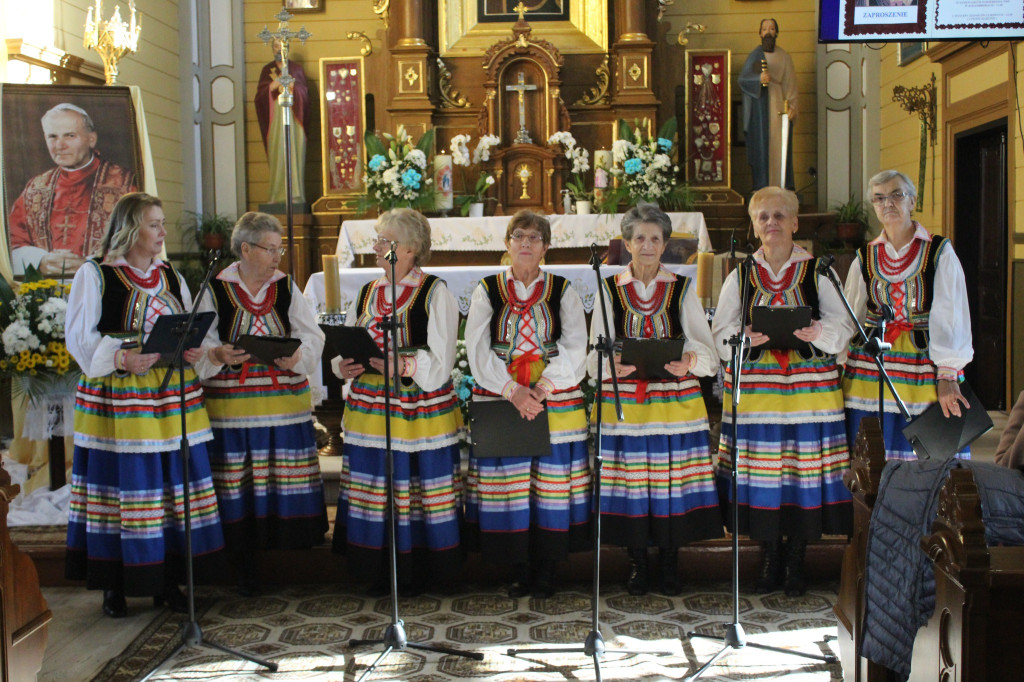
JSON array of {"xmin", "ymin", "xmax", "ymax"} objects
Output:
[
  {"xmin": 902, "ymin": 382, "xmax": 994, "ymax": 460},
  {"xmin": 751, "ymin": 305, "xmax": 812, "ymax": 351},
  {"xmin": 235, "ymin": 334, "xmax": 302, "ymax": 366},
  {"xmin": 468, "ymin": 398, "xmax": 551, "ymax": 459},
  {"xmin": 140, "ymin": 312, "xmax": 216, "ymax": 363},
  {"xmin": 319, "ymin": 325, "xmax": 383, "ymax": 373},
  {"xmin": 619, "ymin": 338, "xmax": 687, "ymax": 381}
]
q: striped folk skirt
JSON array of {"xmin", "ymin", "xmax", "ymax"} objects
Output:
[
  {"xmin": 66, "ymin": 369, "xmax": 225, "ymax": 595},
  {"xmin": 594, "ymin": 376, "xmax": 723, "ymax": 549},
  {"xmin": 719, "ymin": 350, "xmax": 853, "ymax": 541},
  {"xmin": 464, "ymin": 385, "xmax": 592, "ymax": 563},
  {"xmin": 334, "ymin": 374, "xmax": 464, "ymax": 582},
  {"xmin": 843, "ymin": 330, "xmax": 969, "ymax": 461},
  {"xmin": 203, "ymin": 366, "xmax": 328, "ymax": 551}
]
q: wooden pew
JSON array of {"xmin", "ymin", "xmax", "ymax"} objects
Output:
[
  {"xmin": 0, "ymin": 460, "xmax": 51, "ymax": 681},
  {"xmin": 834, "ymin": 420, "xmax": 1024, "ymax": 682}
]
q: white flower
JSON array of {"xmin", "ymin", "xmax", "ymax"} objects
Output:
[
  {"xmin": 547, "ymin": 131, "xmax": 577, "ymax": 152},
  {"xmin": 571, "ymin": 148, "xmax": 590, "ymax": 174},
  {"xmin": 382, "ymin": 167, "xmax": 400, "ymax": 187},
  {"xmin": 612, "ymin": 139, "xmax": 634, "ymax": 163},
  {"xmin": 472, "ymin": 135, "xmax": 501, "ymax": 164},
  {"xmin": 485, "ymin": 176, "xmax": 495, "ymax": 186},
  {"xmin": 450, "ymin": 134, "xmax": 472, "ymax": 166},
  {"xmin": 406, "ymin": 149, "xmax": 427, "ymax": 169}
]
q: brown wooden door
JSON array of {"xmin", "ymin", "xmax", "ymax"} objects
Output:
[{"xmin": 954, "ymin": 121, "xmax": 1007, "ymax": 410}]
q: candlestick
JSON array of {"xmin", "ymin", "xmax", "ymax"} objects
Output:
[
  {"xmin": 696, "ymin": 251, "xmax": 714, "ymax": 305},
  {"xmin": 434, "ymin": 154, "xmax": 453, "ymax": 211},
  {"xmin": 322, "ymin": 255, "xmax": 341, "ymax": 313}
]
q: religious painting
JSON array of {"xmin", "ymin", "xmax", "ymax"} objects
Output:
[
  {"xmin": 898, "ymin": 41, "xmax": 927, "ymax": 66},
  {"xmin": 684, "ymin": 50, "xmax": 732, "ymax": 190},
  {"xmin": 283, "ymin": 0, "xmax": 323, "ymax": 12},
  {"xmin": 1, "ymin": 84, "xmax": 143, "ymax": 277},
  {"xmin": 439, "ymin": 0, "xmax": 605, "ymax": 56},
  {"xmin": 477, "ymin": 0, "xmax": 570, "ymax": 23},
  {"xmin": 319, "ymin": 56, "xmax": 367, "ymax": 196}
]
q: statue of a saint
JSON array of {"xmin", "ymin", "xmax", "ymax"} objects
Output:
[{"xmin": 255, "ymin": 40, "xmax": 309, "ymax": 204}]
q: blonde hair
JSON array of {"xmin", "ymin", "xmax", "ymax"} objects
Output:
[
  {"xmin": 377, "ymin": 208, "xmax": 432, "ymax": 266},
  {"xmin": 98, "ymin": 192, "xmax": 163, "ymax": 260},
  {"xmin": 748, "ymin": 186, "xmax": 798, "ymax": 220}
]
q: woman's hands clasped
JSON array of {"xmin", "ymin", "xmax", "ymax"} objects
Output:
[{"xmin": 510, "ymin": 384, "xmax": 547, "ymax": 420}]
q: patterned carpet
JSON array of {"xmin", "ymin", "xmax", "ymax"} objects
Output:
[{"xmin": 92, "ymin": 582, "xmax": 843, "ymax": 681}]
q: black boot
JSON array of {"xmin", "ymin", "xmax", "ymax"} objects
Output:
[
  {"xmin": 532, "ymin": 559, "xmax": 557, "ymax": 599},
  {"xmin": 658, "ymin": 547, "xmax": 681, "ymax": 596},
  {"xmin": 626, "ymin": 547, "xmax": 649, "ymax": 596},
  {"xmin": 755, "ymin": 539, "xmax": 785, "ymax": 593},
  {"xmin": 102, "ymin": 589, "xmax": 127, "ymax": 618},
  {"xmin": 508, "ymin": 562, "xmax": 531, "ymax": 598},
  {"xmin": 784, "ymin": 538, "xmax": 808, "ymax": 597}
]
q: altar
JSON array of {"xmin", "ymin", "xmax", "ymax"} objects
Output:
[{"xmin": 334, "ymin": 212, "xmax": 712, "ymax": 267}]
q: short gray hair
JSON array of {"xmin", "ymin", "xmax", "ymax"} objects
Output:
[
  {"xmin": 620, "ymin": 202, "xmax": 672, "ymax": 241},
  {"xmin": 232, "ymin": 212, "xmax": 283, "ymax": 257},
  {"xmin": 377, "ymin": 208, "xmax": 432, "ymax": 266},
  {"xmin": 867, "ymin": 170, "xmax": 917, "ymax": 201},
  {"xmin": 41, "ymin": 103, "xmax": 95, "ymax": 132}
]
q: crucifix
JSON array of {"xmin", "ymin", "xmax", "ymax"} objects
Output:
[{"xmin": 505, "ymin": 71, "xmax": 538, "ymax": 144}]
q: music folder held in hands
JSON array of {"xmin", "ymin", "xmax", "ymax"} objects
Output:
[
  {"xmin": 619, "ymin": 338, "xmax": 687, "ymax": 381},
  {"xmin": 750, "ymin": 305, "xmax": 812, "ymax": 351},
  {"xmin": 902, "ymin": 381, "xmax": 994, "ymax": 460},
  {"xmin": 140, "ymin": 312, "xmax": 216, "ymax": 365},
  {"xmin": 319, "ymin": 325, "xmax": 383, "ymax": 373},
  {"xmin": 468, "ymin": 398, "xmax": 551, "ymax": 459},
  {"xmin": 235, "ymin": 334, "xmax": 302, "ymax": 366}
]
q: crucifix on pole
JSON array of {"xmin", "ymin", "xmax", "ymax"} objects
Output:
[
  {"xmin": 505, "ymin": 71, "xmax": 538, "ymax": 144},
  {"xmin": 257, "ymin": 9, "xmax": 311, "ymax": 276}
]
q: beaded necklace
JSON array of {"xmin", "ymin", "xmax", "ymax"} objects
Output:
[
  {"xmin": 231, "ymin": 280, "xmax": 277, "ymax": 316},
  {"xmin": 876, "ymin": 236, "xmax": 922, "ymax": 278},
  {"xmin": 121, "ymin": 263, "xmax": 162, "ymax": 289}
]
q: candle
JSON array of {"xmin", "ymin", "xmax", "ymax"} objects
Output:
[
  {"xmin": 696, "ymin": 251, "xmax": 714, "ymax": 302},
  {"xmin": 434, "ymin": 154, "xmax": 453, "ymax": 211},
  {"xmin": 594, "ymin": 149, "xmax": 612, "ymax": 189},
  {"xmin": 322, "ymin": 255, "xmax": 341, "ymax": 313}
]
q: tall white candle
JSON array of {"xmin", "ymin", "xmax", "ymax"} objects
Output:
[
  {"xmin": 594, "ymin": 149, "xmax": 612, "ymax": 189},
  {"xmin": 434, "ymin": 154, "xmax": 454, "ymax": 210}
]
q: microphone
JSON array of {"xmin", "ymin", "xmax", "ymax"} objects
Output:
[
  {"xmin": 384, "ymin": 240, "xmax": 398, "ymax": 263},
  {"xmin": 880, "ymin": 304, "xmax": 895, "ymax": 322},
  {"xmin": 728, "ymin": 220, "xmax": 739, "ymax": 260},
  {"xmin": 816, "ymin": 254, "xmax": 835, "ymax": 276}
]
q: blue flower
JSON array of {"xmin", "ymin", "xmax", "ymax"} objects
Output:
[
  {"xmin": 657, "ymin": 137, "xmax": 673, "ymax": 151},
  {"xmin": 624, "ymin": 158, "xmax": 644, "ymax": 175},
  {"xmin": 401, "ymin": 168, "xmax": 422, "ymax": 189},
  {"xmin": 457, "ymin": 385, "xmax": 471, "ymax": 401},
  {"xmin": 368, "ymin": 154, "xmax": 386, "ymax": 171}
]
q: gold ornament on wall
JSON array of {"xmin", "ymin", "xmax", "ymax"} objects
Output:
[
  {"xmin": 346, "ymin": 31, "xmax": 372, "ymax": 57},
  {"xmin": 83, "ymin": 0, "xmax": 142, "ymax": 85},
  {"xmin": 892, "ymin": 73, "xmax": 937, "ymax": 211},
  {"xmin": 373, "ymin": 0, "xmax": 390, "ymax": 29},
  {"xmin": 677, "ymin": 23, "xmax": 706, "ymax": 47},
  {"xmin": 437, "ymin": 57, "xmax": 469, "ymax": 108},
  {"xmin": 574, "ymin": 55, "xmax": 610, "ymax": 106}
]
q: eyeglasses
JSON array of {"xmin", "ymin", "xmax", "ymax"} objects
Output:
[
  {"xmin": 870, "ymin": 191, "xmax": 911, "ymax": 205},
  {"xmin": 509, "ymin": 231, "xmax": 544, "ymax": 244},
  {"xmin": 372, "ymin": 236, "xmax": 399, "ymax": 249},
  {"xmin": 248, "ymin": 242, "xmax": 286, "ymax": 256}
]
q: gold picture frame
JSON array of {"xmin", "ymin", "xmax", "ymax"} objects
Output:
[
  {"xmin": 318, "ymin": 56, "xmax": 367, "ymax": 197},
  {"xmin": 284, "ymin": 0, "xmax": 323, "ymax": 13},
  {"xmin": 438, "ymin": 0, "xmax": 607, "ymax": 57},
  {"xmin": 683, "ymin": 49, "xmax": 732, "ymax": 190}
]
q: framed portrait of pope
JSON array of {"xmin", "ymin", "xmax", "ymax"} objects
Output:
[{"xmin": 1, "ymin": 84, "xmax": 143, "ymax": 278}]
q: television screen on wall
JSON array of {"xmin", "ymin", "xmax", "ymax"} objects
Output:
[{"xmin": 819, "ymin": 0, "xmax": 1024, "ymax": 42}]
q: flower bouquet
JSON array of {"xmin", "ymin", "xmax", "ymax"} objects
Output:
[
  {"xmin": 353, "ymin": 125, "xmax": 436, "ymax": 214},
  {"xmin": 601, "ymin": 118, "xmax": 693, "ymax": 212},
  {"xmin": 0, "ymin": 266, "xmax": 80, "ymax": 405},
  {"xmin": 547, "ymin": 131, "xmax": 592, "ymax": 203},
  {"xmin": 450, "ymin": 134, "xmax": 501, "ymax": 216}
]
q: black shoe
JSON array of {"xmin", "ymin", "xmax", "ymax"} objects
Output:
[
  {"xmin": 755, "ymin": 539, "xmax": 786, "ymax": 594},
  {"xmin": 626, "ymin": 547, "xmax": 649, "ymax": 596},
  {"xmin": 531, "ymin": 560, "xmax": 557, "ymax": 600},
  {"xmin": 658, "ymin": 547, "xmax": 681, "ymax": 596},
  {"xmin": 784, "ymin": 538, "xmax": 808, "ymax": 597},
  {"xmin": 507, "ymin": 562, "xmax": 531, "ymax": 599},
  {"xmin": 102, "ymin": 590, "xmax": 127, "ymax": 618},
  {"xmin": 154, "ymin": 585, "xmax": 188, "ymax": 613}
]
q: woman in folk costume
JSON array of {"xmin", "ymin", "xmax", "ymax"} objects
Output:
[
  {"xmin": 464, "ymin": 210, "xmax": 591, "ymax": 599},
  {"xmin": 588, "ymin": 203, "xmax": 722, "ymax": 597},
  {"xmin": 65, "ymin": 192, "xmax": 224, "ymax": 618},
  {"xmin": 711, "ymin": 186, "xmax": 854, "ymax": 597},
  {"xmin": 843, "ymin": 170, "xmax": 973, "ymax": 460},
  {"xmin": 194, "ymin": 212, "xmax": 327, "ymax": 596},
  {"xmin": 330, "ymin": 208, "xmax": 463, "ymax": 595}
]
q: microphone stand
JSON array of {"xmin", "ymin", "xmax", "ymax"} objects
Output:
[
  {"xmin": 815, "ymin": 255, "xmax": 911, "ymax": 444},
  {"xmin": 685, "ymin": 254, "xmax": 837, "ymax": 681},
  {"xmin": 349, "ymin": 244, "xmax": 482, "ymax": 681},
  {"xmin": 507, "ymin": 244, "xmax": 671, "ymax": 681},
  {"xmin": 143, "ymin": 253, "xmax": 278, "ymax": 680}
]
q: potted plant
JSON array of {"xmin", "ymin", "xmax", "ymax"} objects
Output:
[
  {"xmin": 181, "ymin": 211, "xmax": 235, "ymax": 253},
  {"xmin": 833, "ymin": 197, "xmax": 869, "ymax": 242}
]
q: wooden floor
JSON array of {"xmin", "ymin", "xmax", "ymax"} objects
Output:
[{"xmin": 36, "ymin": 411, "xmax": 1009, "ymax": 682}]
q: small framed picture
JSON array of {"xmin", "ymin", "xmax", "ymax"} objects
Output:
[
  {"xmin": 898, "ymin": 42, "xmax": 927, "ymax": 67},
  {"xmin": 284, "ymin": 0, "xmax": 322, "ymax": 12}
]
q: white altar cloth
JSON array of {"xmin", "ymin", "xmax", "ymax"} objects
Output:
[
  {"xmin": 334, "ymin": 212, "xmax": 712, "ymax": 267},
  {"xmin": 304, "ymin": 263, "xmax": 698, "ymax": 317}
]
